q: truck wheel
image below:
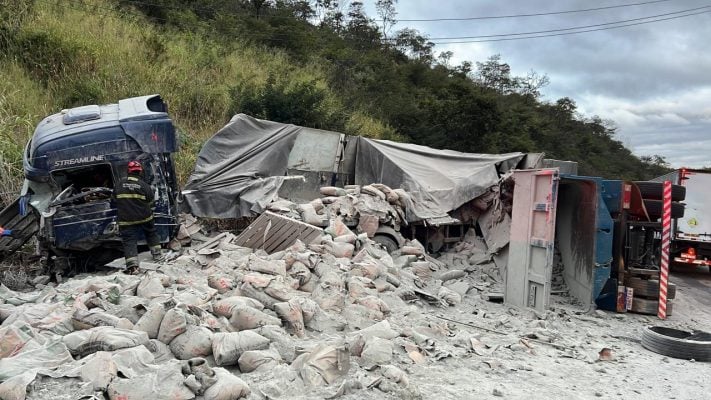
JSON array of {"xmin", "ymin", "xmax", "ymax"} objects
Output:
[
  {"xmin": 634, "ymin": 182, "xmax": 686, "ymax": 201},
  {"xmin": 643, "ymin": 200, "xmax": 684, "ymax": 219},
  {"xmin": 627, "ymin": 277, "xmax": 676, "ymax": 299},
  {"xmin": 373, "ymin": 234, "xmax": 398, "ymax": 253},
  {"xmin": 641, "ymin": 326, "xmax": 711, "ymax": 361}
]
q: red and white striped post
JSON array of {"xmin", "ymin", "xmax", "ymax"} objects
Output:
[{"xmin": 658, "ymin": 180, "xmax": 672, "ymax": 319}]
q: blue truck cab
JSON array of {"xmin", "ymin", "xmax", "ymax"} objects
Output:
[{"xmin": 20, "ymin": 95, "xmax": 180, "ymax": 272}]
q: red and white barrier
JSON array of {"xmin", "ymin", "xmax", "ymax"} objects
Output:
[{"xmin": 658, "ymin": 180, "xmax": 672, "ymax": 319}]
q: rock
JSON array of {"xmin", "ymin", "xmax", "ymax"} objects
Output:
[{"xmin": 493, "ymin": 387, "xmax": 504, "ymax": 397}]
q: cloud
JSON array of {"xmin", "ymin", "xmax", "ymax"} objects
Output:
[{"xmin": 380, "ymin": 0, "xmax": 711, "ymax": 168}]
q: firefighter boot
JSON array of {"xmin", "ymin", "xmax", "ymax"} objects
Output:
[
  {"xmin": 124, "ymin": 256, "xmax": 139, "ymax": 275},
  {"xmin": 151, "ymin": 245, "xmax": 164, "ymax": 262}
]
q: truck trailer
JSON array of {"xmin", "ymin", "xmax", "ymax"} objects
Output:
[{"xmin": 654, "ymin": 169, "xmax": 711, "ymax": 268}]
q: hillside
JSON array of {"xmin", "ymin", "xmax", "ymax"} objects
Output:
[{"xmin": 0, "ymin": 0, "xmax": 669, "ymax": 201}]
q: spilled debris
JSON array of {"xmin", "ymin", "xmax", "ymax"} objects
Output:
[{"xmin": 1, "ymin": 183, "xmax": 711, "ymax": 400}]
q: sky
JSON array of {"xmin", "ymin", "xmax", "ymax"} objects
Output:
[{"xmin": 365, "ymin": 0, "xmax": 711, "ymax": 168}]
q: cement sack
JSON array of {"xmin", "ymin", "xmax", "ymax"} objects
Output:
[
  {"xmin": 71, "ymin": 308, "xmax": 133, "ymax": 331},
  {"xmin": 274, "ymin": 301, "xmax": 305, "ymax": 337},
  {"xmin": 247, "ymin": 254, "xmax": 287, "ymax": 276},
  {"xmin": 311, "ymin": 271, "xmax": 346, "ymax": 312},
  {"xmin": 0, "ymin": 370, "xmax": 38, "ymax": 400},
  {"xmin": 319, "ymin": 186, "xmax": 347, "ymax": 197},
  {"xmin": 63, "ymin": 327, "xmax": 149, "ymax": 358},
  {"xmin": 208, "ymin": 275, "xmax": 236, "ymax": 294},
  {"xmin": 212, "ymin": 331, "xmax": 270, "ymax": 366},
  {"xmin": 133, "ymin": 303, "xmax": 167, "ymax": 339},
  {"xmin": 298, "ymin": 203, "xmax": 326, "ymax": 226},
  {"xmin": 107, "ymin": 360, "xmax": 194, "ymax": 400},
  {"xmin": 157, "ymin": 307, "xmax": 189, "ymax": 344},
  {"xmin": 172, "ymin": 287, "xmax": 217, "ymax": 308},
  {"xmin": 359, "ymin": 337, "xmax": 393, "ymax": 368},
  {"xmin": 33, "ymin": 310, "xmax": 75, "ymax": 336},
  {"xmin": 145, "ymin": 339, "xmax": 175, "ymax": 363},
  {"xmin": 288, "ymin": 262, "xmax": 312, "ymax": 288},
  {"xmin": 0, "ymin": 340, "xmax": 73, "ymax": 381},
  {"xmin": 334, "ymin": 233, "xmax": 357, "ymax": 244},
  {"xmin": 255, "ymin": 326, "xmax": 296, "ymax": 363},
  {"xmin": 110, "ymin": 346, "xmax": 156, "ymax": 379},
  {"xmin": 361, "ymin": 185, "xmax": 386, "ymax": 200},
  {"xmin": 0, "ymin": 303, "xmax": 16, "ymax": 322},
  {"xmin": 437, "ymin": 286, "xmax": 462, "ymax": 306},
  {"xmin": 137, "ymin": 274, "xmax": 165, "ymax": 299},
  {"xmin": 240, "ymin": 282, "xmax": 279, "ymax": 308},
  {"xmin": 343, "ymin": 304, "xmax": 384, "ymax": 328},
  {"xmin": 325, "ymin": 218, "xmax": 354, "ymax": 239},
  {"xmin": 2, "ymin": 302, "xmax": 63, "ymax": 328},
  {"xmin": 237, "ymin": 347, "xmax": 282, "ymax": 373},
  {"xmin": 228, "ymin": 306, "xmax": 281, "ymax": 331},
  {"xmin": 292, "ymin": 343, "xmax": 350, "ymax": 386},
  {"xmin": 356, "ymin": 295, "xmax": 391, "ymax": 316},
  {"xmin": 263, "ymin": 278, "xmax": 294, "ymax": 302},
  {"xmin": 327, "ymin": 242, "xmax": 354, "ymax": 258},
  {"xmin": 181, "ymin": 357, "xmax": 218, "ymax": 395},
  {"xmin": 309, "ymin": 198, "xmax": 325, "ymax": 213},
  {"xmin": 170, "ymin": 325, "xmax": 214, "ymax": 360},
  {"xmin": 213, "ymin": 296, "xmax": 265, "ymax": 317},
  {"xmin": 203, "ymin": 367, "xmax": 251, "ymax": 400},
  {"xmin": 348, "ymin": 320, "xmax": 399, "ymax": 342},
  {"xmin": 80, "ymin": 351, "xmax": 118, "ymax": 390},
  {"xmin": 0, "ymin": 323, "xmax": 38, "ymax": 358}
]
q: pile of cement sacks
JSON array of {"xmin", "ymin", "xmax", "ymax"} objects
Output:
[
  {"xmin": 266, "ymin": 184, "xmax": 410, "ymax": 233},
  {"xmin": 0, "ymin": 209, "xmax": 499, "ymax": 399}
]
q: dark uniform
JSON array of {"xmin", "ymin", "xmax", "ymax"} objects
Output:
[{"xmin": 115, "ymin": 173, "xmax": 161, "ymax": 269}]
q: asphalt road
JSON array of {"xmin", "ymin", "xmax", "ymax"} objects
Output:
[{"xmin": 672, "ymin": 264, "xmax": 711, "ymax": 307}]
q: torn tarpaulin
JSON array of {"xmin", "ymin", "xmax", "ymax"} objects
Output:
[
  {"xmin": 182, "ymin": 114, "xmax": 302, "ymax": 219},
  {"xmin": 182, "ymin": 114, "xmax": 525, "ymax": 220}
]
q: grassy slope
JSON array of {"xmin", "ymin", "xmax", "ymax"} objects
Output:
[{"xmin": 0, "ymin": 0, "xmax": 393, "ymax": 197}]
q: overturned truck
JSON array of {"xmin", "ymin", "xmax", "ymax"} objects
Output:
[
  {"xmin": 0, "ymin": 95, "xmax": 180, "ymax": 274},
  {"xmin": 181, "ymin": 114, "xmax": 541, "ymax": 253}
]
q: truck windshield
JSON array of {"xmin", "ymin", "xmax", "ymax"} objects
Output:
[
  {"xmin": 679, "ymin": 172, "xmax": 711, "ymax": 239},
  {"xmin": 51, "ymin": 164, "xmax": 115, "ymax": 191}
]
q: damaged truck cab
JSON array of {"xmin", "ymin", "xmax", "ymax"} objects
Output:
[{"xmin": 21, "ymin": 95, "xmax": 180, "ymax": 272}]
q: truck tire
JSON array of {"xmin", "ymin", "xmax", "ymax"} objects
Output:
[
  {"xmin": 641, "ymin": 326, "xmax": 711, "ymax": 361},
  {"xmin": 643, "ymin": 200, "xmax": 684, "ymax": 219},
  {"xmin": 627, "ymin": 278, "xmax": 676, "ymax": 299},
  {"xmin": 373, "ymin": 234, "xmax": 398, "ymax": 253},
  {"xmin": 630, "ymin": 297, "xmax": 673, "ymax": 315},
  {"xmin": 634, "ymin": 182, "xmax": 686, "ymax": 201}
]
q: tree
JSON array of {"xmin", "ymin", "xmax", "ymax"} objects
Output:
[{"xmin": 375, "ymin": 0, "xmax": 397, "ymax": 38}]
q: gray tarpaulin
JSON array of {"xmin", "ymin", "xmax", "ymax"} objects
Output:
[
  {"xmin": 183, "ymin": 114, "xmax": 524, "ymax": 220},
  {"xmin": 355, "ymin": 138, "xmax": 524, "ymax": 221},
  {"xmin": 182, "ymin": 114, "xmax": 302, "ymax": 218}
]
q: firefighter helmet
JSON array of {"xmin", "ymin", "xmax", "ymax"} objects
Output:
[{"xmin": 127, "ymin": 160, "xmax": 143, "ymax": 174}]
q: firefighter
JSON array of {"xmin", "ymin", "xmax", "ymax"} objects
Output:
[{"xmin": 115, "ymin": 160, "xmax": 162, "ymax": 273}]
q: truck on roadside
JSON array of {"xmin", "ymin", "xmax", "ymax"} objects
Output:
[
  {"xmin": 0, "ymin": 95, "xmax": 181, "ymax": 276},
  {"xmin": 653, "ymin": 169, "xmax": 711, "ymax": 269}
]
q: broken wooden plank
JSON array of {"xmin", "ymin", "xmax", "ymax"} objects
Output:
[{"xmin": 235, "ymin": 211, "xmax": 323, "ymax": 253}]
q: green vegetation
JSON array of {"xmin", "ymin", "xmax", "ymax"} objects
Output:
[{"xmin": 0, "ymin": 0, "xmax": 670, "ymax": 200}]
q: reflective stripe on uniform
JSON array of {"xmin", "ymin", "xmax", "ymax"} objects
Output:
[
  {"xmin": 116, "ymin": 193, "xmax": 147, "ymax": 200},
  {"xmin": 127, "ymin": 176, "xmax": 139, "ymax": 181},
  {"xmin": 118, "ymin": 215, "xmax": 154, "ymax": 226}
]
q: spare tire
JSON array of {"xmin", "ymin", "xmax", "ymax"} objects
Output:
[
  {"xmin": 641, "ymin": 326, "xmax": 711, "ymax": 361},
  {"xmin": 643, "ymin": 200, "xmax": 684, "ymax": 219},
  {"xmin": 627, "ymin": 278, "xmax": 676, "ymax": 299},
  {"xmin": 634, "ymin": 181, "xmax": 686, "ymax": 201}
]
